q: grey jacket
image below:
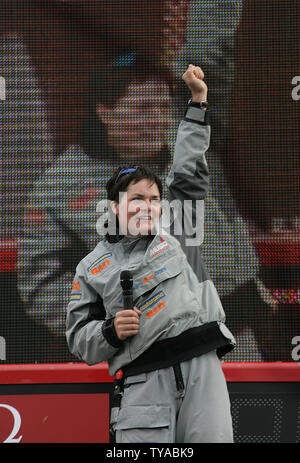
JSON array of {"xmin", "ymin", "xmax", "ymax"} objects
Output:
[{"xmin": 65, "ymin": 104, "xmax": 235, "ymax": 376}]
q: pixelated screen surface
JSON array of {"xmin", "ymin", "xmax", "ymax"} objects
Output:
[{"xmin": 0, "ymin": 1, "xmax": 299, "ymax": 363}]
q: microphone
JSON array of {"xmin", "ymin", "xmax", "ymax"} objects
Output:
[{"xmin": 120, "ymin": 270, "xmax": 134, "ymax": 310}]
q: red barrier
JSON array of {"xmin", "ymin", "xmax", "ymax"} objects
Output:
[
  {"xmin": 1, "ymin": 362, "xmax": 300, "ymax": 384},
  {"xmin": 0, "ymin": 363, "xmax": 300, "ymax": 443}
]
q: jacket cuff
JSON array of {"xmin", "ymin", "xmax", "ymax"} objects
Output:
[
  {"xmin": 101, "ymin": 317, "xmax": 124, "ymax": 348},
  {"xmin": 184, "ymin": 104, "xmax": 210, "ymax": 125}
]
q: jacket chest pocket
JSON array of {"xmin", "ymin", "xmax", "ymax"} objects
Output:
[
  {"xmin": 95, "ymin": 251, "xmax": 186, "ymax": 318},
  {"xmin": 131, "ymin": 254, "xmax": 184, "ymax": 300}
]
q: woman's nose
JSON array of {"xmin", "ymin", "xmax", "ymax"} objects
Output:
[
  {"xmin": 142, "ymin": 199, "xmax": 151, "ymax": 211},
  {"xmin": 141, "ymin": 199, "xmax": 153, "ymax": 211}
]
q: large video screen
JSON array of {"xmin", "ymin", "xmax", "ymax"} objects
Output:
[{"xmin": 0, "ymin": 0, "xmax": 299, "ymax": 364}]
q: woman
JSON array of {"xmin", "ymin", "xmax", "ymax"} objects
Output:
[{"xmin": 66, "ymin": 64, "xmax": 235, "ymax": 443}]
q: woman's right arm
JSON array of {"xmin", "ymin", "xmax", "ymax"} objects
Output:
[{"xmin": 66, "ymin": 262, "xmax": 124, "ymax": 365}]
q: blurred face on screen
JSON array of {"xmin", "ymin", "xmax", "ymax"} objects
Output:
[{"xmin": 96, "ymin": 79, "xmax": 176, "ymax": 161}]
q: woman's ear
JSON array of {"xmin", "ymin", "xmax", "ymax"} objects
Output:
[{"xmin": 110, "ymin": 200, "xmax": 119, "ymax": 217}]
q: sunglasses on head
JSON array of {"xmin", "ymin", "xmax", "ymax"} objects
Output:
[{"xmin": 115, "ymin": 166, "xmax": 140, "ymax": 184}]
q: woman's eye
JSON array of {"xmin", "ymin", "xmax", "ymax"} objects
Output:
[{"xmin": 129, "ymin": 198, "xmax": 160, "ymax": 205}]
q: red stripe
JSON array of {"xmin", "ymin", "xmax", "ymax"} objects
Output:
[
  {"xmin": 0, "ymin": 362, "xmax": 300, "ymax": 385},
  {"xmin": 0, "ymin": 363, "xmax": 114, "ymax": 385},
  {"xmin": 222, "ymin": 362, "xmax": 300, "ymax": 382}
]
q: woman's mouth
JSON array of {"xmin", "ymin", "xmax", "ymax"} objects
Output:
[{"xmin": 137, "ymin": 216, "xmax": 152, "ymax": 221}]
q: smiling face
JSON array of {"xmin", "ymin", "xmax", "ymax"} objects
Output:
[
  {"xmin": 96, "ymin": 79, "xmax": 176, "ymax": 161},
  {"xmin": 111, "ymin": 178, "xmax": 161, "ymax": 236}
]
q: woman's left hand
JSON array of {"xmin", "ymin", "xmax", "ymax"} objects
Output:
[{"xmin": 182, "ymin": 64, "xmax": 208, "ymax": 102}]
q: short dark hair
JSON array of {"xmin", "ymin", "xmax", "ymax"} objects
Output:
[
  {"xmin": 106, "ymin": 165, "xmax": 163, "ymax": 202},
  {"xmin": 80, "ymin": 55, "xmax": 177, "ymax": 160},
  {"xmin": 87, "ymin": 55, "xmax": 176, "ymax": 110}
]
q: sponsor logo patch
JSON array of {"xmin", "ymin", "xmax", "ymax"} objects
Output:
[
  {"xmin": 72, "ymin": 281, "xmax": 80, "ymax": 291},
  {"xmin": 133, "ymin": 267, "xmax": 167, "ymax": 291},
  {"xmin": 88, "ymin": 253, "xmax": 112, "ymax": 275},
  {"xmin": 70, "ymin": 292, "xmax": 81, "ymax": 301},
  {"xmin": 142, "ymin": 274, "xmax": 154, "ymax": 284},
  {"xmin": 137, "ymin": 290, "xmax": 166, "ymax": 317},
  {"xmin": 150, "ymin": 237, "xmax": 169, "ymax": 258},
  {"xmin": 146, "ymin": 301, "xmax": 166, "ymax": 319},
  {"xmin": 70, "ymin": 280, "xmax": 81, "ymax": 301}
]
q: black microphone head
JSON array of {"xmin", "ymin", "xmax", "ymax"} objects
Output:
[{"xmin": 120, "ymin": 270, "xmax": 133, "ymax": 290}]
